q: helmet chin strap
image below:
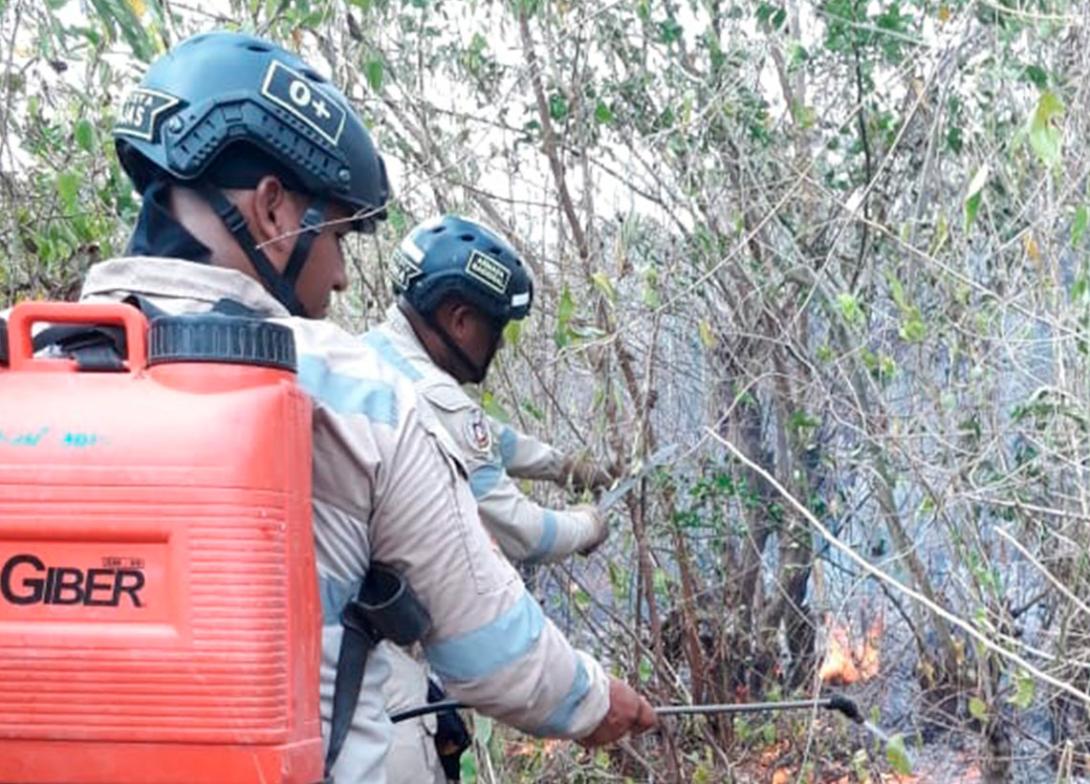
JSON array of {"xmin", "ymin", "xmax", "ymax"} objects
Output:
[
  {"xmin": 197, "ymin": 184, "xmax": 326, "ymax": 318},
  {"xmin": 422, "ymin": 311, "xmax": 502, "ymax": 385}
]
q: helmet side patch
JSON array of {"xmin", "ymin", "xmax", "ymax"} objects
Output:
[
  {"xmin": 392, "ymin": 249, "xmax": 423, "ymax": 290},
  {"xmin": 465, "ymin": 250, "xmax": 510, "ymax": 296},
  {"xmin": 260, "ymin": 61, "xmax": 346, "ymax": 146},
  {"xmin": 115, "ymin": 88, "xmax": 181, "ymax": 142}
]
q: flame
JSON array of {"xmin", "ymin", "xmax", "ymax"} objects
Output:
[
  {"xmin": 819, "ymin": 614, "xmax": 882, "ymax": 686},
  {"xmin": 507, "ymin": 738, "xmax": 563, "ymax": 758}
]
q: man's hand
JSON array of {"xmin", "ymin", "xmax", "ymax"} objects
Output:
[
  {"xmin": 573, "ymin": 504, "xmax": 609, "ymax": 556},
  {"xmin": 563, "ymin": 452, "xmax": 615, "ymax": 492},
  {"xmin": 579, "ymin": 677, "xmax": 657, "ymax": 747}
]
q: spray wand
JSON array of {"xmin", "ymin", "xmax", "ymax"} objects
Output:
[{"xmin": 390, "ymin": 694, "xmax": 864, "ymax": 725}]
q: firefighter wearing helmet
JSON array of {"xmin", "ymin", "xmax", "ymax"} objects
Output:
[
  {"xmin": 365, "ymin": 216, "xmax": 617, "ymax": 782},
  {"xmin": 74, "ymin": 29, "xmax": 654, "ymax": 784}
]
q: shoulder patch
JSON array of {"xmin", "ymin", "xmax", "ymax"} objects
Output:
[
  {"xmin": 464, "ymin": 408, "xmax": 493, "ymax": 454},
  {"xmin": 261, "ymin": 60, "xmax": 346, "ymax": 145},
  {"xmin": 465, "ymin": 250, "xmax": 510, "ymax": 295},
  {"xmin": 115, "ymin": 88, "xmax": 181, "ymax": 142}
]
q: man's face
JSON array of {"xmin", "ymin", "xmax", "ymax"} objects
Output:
[
  {"xmin": 282, "ymin": 197, "xmax": 353, "ymax": 319},
  {"xmin": 434, "ymin": 300, "xmax": 504, "ymax": 384},
  {"xmin": 458, "ymin": 306, "xmax": 503, "ymax": 373}
]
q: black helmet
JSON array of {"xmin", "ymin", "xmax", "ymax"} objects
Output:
[
  {"xmin": 114, "ymin": 30, "xmax": 388, "ymax": 228},
  {"xmin": 392, "ymin": 215, "xmax": 533, "ymax": 326},
  {"xmin": 113, "ymin": 31, "xmax": 389, "ymax": 318}
]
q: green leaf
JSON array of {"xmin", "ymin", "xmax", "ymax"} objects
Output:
[
  {"xmin": 594, "ymin": 100, "xmax": 613, "ymax": 124},
  {"xmin": 1071, "ymin": 275, "xmax": 1087, "ymax": 301},
  {"xmin": 502, "ymin": 318, "xmax": 521, "ymax": 347},
  {"xmin": 886, "ymin": 734, "xmax": 913, "ymax": 776},
  {"xmin": 642, "ymin": 267, "xmax": 661, "ymax": 308},
  {"xmin": 522, "ymin": 400, "xmax": 544, "ymax": 422},
  {"xmin": 385, "ymin": 203, "xmax": 408, "ymax": 235},
  {"xmin": 474, "ymin": 715, "xmax": 492, "ymax": 746},
  {"xmin": 56, "ymin": 170, "xmax": 81, "ymax": 211},
  {"xmin": 887, "ymin": 274, "xmax": 907, "ymax": 310},
  {"xmin": 1072, "ymin": 205, "xmax": 1088, "ymax": 247},
  {"xmin": 364, "ymin": 58, "xmax": 384, "ymax": 91},
  {"xmin": 1009, "ymin": 671, "xmax": 1035, "ymax": 710},
  {"xmin": 548, "ymin": 92, "xmax": 568, "ymax": 121},
  {"xmin": 74, "ymin": 118, "xmax": 95, "ymax": 153},
  {"xmin": 899, "ymin": 307, "xmax": 926, "ymax": 343},
  {"xmin": 969, "ymin": 697, "xmax": 988, "ymax": 721},
  {"xmin": 554, "ymin": 286, "xmax": 574, "ymax": 348},
  {"xmin": 1029, "ymin": 90, "xmax": 1064, "ymax": 168},
  {"xmin": 964, "ymin": 165, "xmax": 989, "ymax": 231},
  {"xmin": 756, "ymin": 2, "xmax": 786, "ymax": 29},
  {"xmin": 480, "ymin": 391, "xmax": 510, "ymax": 423},
  {"xmin": 658, "ymin": 17, "xmax": 684, "ymax": 43},
  {"xmin": 1023, "ymin": 64, "xmax": 1048, "ymax": 89},
  {"xmin": 637, "ymin": 656, "xmax": 652, "ymax": 684},
  {"xmin": 835, "ymin": 292, "xmax": 863, "ymax": 327},
  {"xmin": 652, "ymin": 568, "xmax": 668, "ymax": 596},
  {"xmin": 459, "ymin": 748, "xmax": 477, "ymax": 784},
  {"xmin": 760, "ymin": 721, "xmax": 777, "ymax": 745},
  {"xmin": 698, "ymin": 319, "xmax": 717, "ymax": 348},
  {"xmin": 591, "ymin": 270, "xmax": 616, "ymax": 301}
]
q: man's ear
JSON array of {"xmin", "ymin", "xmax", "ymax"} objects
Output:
[
  {"xmin": 246, "ymin": 175, "xmax": 295, "ymax": 257},
  {"xmin": 443, "ymin": 301, "xmax": 475, "ymax": 340}
]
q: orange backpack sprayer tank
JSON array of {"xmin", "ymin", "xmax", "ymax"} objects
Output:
[{"xmin": 0, "ymin": 302, "xmax": 324, "ymax": 784}]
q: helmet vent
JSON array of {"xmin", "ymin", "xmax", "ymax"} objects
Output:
[
  {"xmin": 245, "ymin": 43, "xmax": 271, "ymax": 52},
  {"xmin": 459, "ymin": 234, "xmax": 475, "ymax": 242},
  {"xmin": 488, "ymin": 246, "xmax": 502, "ymax": 255},
  {"xmin": 303, "ymin": 69, "xmax": 326, "ymax": 82},
  {"xmin": 431, "ymin": 226, "xmax": 446, "ymax": 234}
]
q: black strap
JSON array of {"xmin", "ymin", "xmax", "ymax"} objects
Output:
[
  {"xmin": 325, "ymin": 599, "xmax": 381, "ymax": 777},
  {"xmin": 123, "ymin": 294, "xmax": 167, "ymax": 320},
  {"xmin": 325, "ymin": 564, "xmax": 432, "ymax": 777},
  {"xmin": 421, "ymin": 309, "xmax": 502, "ymax": 385},
  {"xmin": 282, "ymin": 199, "xmax": 327, "ymax": 287},
  {"xmin": 196, "ymin": 185, "xmax": 309, "ymax": 317},
  {"xmin": 32, "ymin": 325, "xmax": 126, "ymax": 372},
  {"xmin": 428, "ymin": 679, "xmax": 471, "ymax": 781}
]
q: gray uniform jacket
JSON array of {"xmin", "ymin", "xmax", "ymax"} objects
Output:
[
  {"xmin": 77, "ymin": 259, "xmax": 611, "ymax": 784},
  {"xmin": 363, "ymin": 305, "xmax": 601, "ymax": 563}
]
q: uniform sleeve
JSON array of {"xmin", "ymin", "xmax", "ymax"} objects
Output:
[
  {"xmin": 368, "ymin": 407, "xmax": 610, "ymax": 739},
  {"xmin": 427, "ymin": 386, "xmax": 601, "ymax": 562},
  {"xmin": 489, "ymin": 417, "xmax": 566, "ymax": 483}
]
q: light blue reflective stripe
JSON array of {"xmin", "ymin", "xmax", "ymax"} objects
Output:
[
  {"xmin": 319, "ymin": 575, "xmax": 362, "ymax": 626},
  {"xmin": 498, "ymin": 427, "xmax": 518, "ymax": 467},
  {"xmin": 469, "ymin": 463, "xmax": 504, "ymax": 499},
  {"xmin": 424, "ymin": 592, "xmax": 545, "ymax": 682},
  {"xmin": 362, "ymin": 330, "xmax": 423, "ymax": 382},
  {"xmin": 297, "ymin": 355, "xmax": 399, "ymax": 427},
  {"xmin": 525, "ymin": 510, "xmax": 558, "ymax": 564},
  {"xmin": 536, "ymin": 656, "xmax": 591, "ymax": 736}
]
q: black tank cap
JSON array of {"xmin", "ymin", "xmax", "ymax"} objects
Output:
[{"xmin": 148, "ymin": 314, "xmax": 296, "ymax": 372}]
